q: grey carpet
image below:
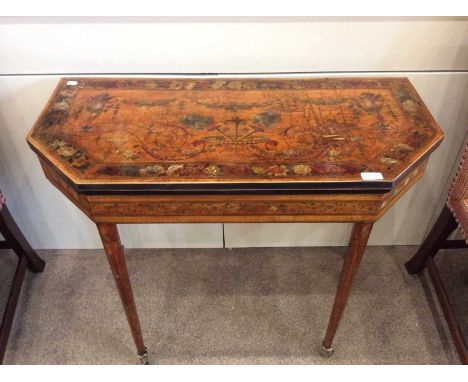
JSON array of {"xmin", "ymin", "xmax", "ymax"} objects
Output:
[{"xmin": 0, "ymin": 246, "xmax": 466, "ymax": 364}]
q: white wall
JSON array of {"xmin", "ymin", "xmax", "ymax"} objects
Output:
[
  {"xmin": 1, "ymin": 18, "xmax": 467, "ymax": 73},
  {"xmin": 0, "ymin": 17, "xmax": 467, "ymax": 249}
]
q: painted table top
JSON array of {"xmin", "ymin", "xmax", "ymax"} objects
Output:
[{"xmin": 28, "ymin": 77, "xmax": 443, "ymax": 193}]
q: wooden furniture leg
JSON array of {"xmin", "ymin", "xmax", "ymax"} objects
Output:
[
  {"xmin": 405, "ymin": 205, "xmax": 467, "ymax": 364},
  {"xmin": 0, "ymin": 256, "xmax": 27, "ymax": 363},
  {"xmin": 0, "ymin": 205, "xmax": 45, "ymax": 273},
  {"xmin": 96, "ymin": 223, "xmax": 149, "ymax": 364},
  {"xmin": 321, "ymin": 221, "xmax": 373, "ymax": 356},
  {"xmin": 405, "ymin": 206, "xmax": 458, "ymax": 274},
  {"xmin": 427, "ymin": 257, "xmax": 468, "ymax": 364},
  {"xmin": 0, "ymin": 205, "xmax": 45, "ymax": 364}
]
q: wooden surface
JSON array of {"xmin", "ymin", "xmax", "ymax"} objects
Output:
[
  {"xmin": 28, "ymin": 77, "xmax": 443, "ymax": 193},
  {"xmin": 27, "ymin": 77, "xmax": 444, "ymax": 361}
]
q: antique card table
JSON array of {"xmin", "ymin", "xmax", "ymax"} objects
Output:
[{"xmin": 27, "ymin": 77, "xmax": 443, "ymax": 363}]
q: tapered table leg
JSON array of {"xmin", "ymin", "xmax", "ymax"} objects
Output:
[
  {"xmin": 97, "ymin": 223, "xmax": 149, "ymax": 364},
  {"xmin": 321, "ymin": 221, "xmax": 373, "ymax": 356}
]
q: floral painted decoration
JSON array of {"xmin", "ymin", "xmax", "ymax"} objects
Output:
[{"xmin": 29, "ymin": 77, "xmax": 442, "ymax": 184}]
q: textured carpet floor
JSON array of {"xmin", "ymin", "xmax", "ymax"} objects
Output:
[{"xmin": 0, "ymin": 246, "xmax": 466, "ymax": 364}]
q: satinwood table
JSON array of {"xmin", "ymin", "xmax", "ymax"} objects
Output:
[{"xmin": 27, "ymin": 77, "xmax": 443, "ymax": 364}]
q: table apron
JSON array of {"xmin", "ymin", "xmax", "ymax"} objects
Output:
[
  {"xmin": 39, "ymin": 156, "xmax": 427, "ymax": 224},
  {"xmin": 89, "ymin": 198, "xmax": 380, "ymax": 223}
]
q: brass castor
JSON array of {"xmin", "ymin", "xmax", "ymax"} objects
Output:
[
  {"xmin": 137, "ymin": 348, "xmax": 150, "ymax": 365},
  {"xmin": 320, "ymin": 344, "xmax": 335, "ymax": 358}
]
